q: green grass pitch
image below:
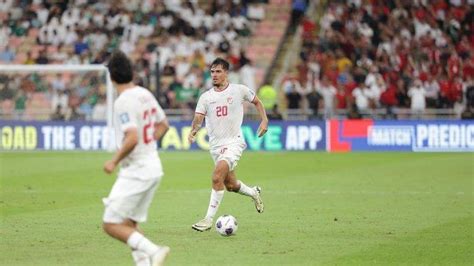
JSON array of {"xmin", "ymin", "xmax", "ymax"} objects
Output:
[{"xmin": 1, "ymin": 151, "xmax": 473, "ymax": 265}]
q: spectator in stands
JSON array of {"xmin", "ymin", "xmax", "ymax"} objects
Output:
[
  {"xmin": 24, "ymin": 52, "xmax": 35, "ymax": 65},
  {"xmin": 36, "ymin": 50, "xmax": 49, "ymax": 64},
  {"xmin": 247, "ymin": 2, "xmax": 265, "ymax": 22},
  {"xmin": 284, "ymin": 77, "xmax": 304, "ymax": 110},
  {"xmin": 461, "ymin": 106, "xmax": 474, "ymax": 120},
  {"xmin": 51, "ymin": 74, "xmax": 65, "ymax": 93},
  {"xmin": 68, "ymin": 106, "xmax": 83, "ymax": 121},
  {"xmin": 408, "ymin": 79, "xmax": 426, "ymax": 119},
  {"xmin": 347, "ymin": 103, "xmax": 362, "ymax": 119},
  {"xmin": 0, "ymin": 25, "xmax": 10, "ymax": 47},
  {"xmin": 267, "ymin": 104, "xmax": 283, "ymax": 120},
  {"xmin": 424, "ymin": 74, "xmax": 440, "ymax": 108},
  {"xmin": 50, "ymin": 104, "xmax": 65, "ymax": 121},
  {"xmin": 239, "ymin": 59, "xmax": 256, "ymax": 91},
  {"xmin": 0, "ymin": 45, "xmax": 15, "ymax": 63},
  {"xmin": 74, "ymin": 33, "xmax": 89, "ymax": 55},
  {"xmin": 50, "ymin": 88, "xmax": 68, "ymax": 112},
  {"xmin": 92, "ymin": 95, "xmax": 107, "ymax": 121},
  {"xmin": 306, "ymin": 85, "xmax": 321, "ymax": 120},
  {"xmin": 380, "ymin": 81, "xmax": 398, "ymax": 119},
  {"xmin": 0, "ymin": 76, "xmax": 14, "ymax": 100},
  {"xmin": 316, "ymin": 77, "xmax": 336, "ymax": 119},
  {"xmin": 335, "ymin": 84, "xmax": 347, "ymax": 110},
  {"xmin": 289, "ymin": 0, "xmax": 308, "ymax": 33},
  {"xmin": 335, "ymin": 49, "xmax": 352, "ymax": 73},
  {"xmin": 14, "ymin": 89, "xmax": 27, "ymax": 120},
  {"xmin": 63, "ymin": 25, "xmax": 78, "ymax": 45},
  {"xmin": 461, "ymin": 77, "xmax": 474, "ymax": 119},
  {"xmin": 396, "ymin": 79, "xmax": 409, "ymax": 108},
  {"xmin": 352, "ymin": 83, "xmax": 371, "ymax": 114}
]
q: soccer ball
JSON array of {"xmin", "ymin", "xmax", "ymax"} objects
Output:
[{"xmin": 215, "ymin": 215, "xmax": 238, "ymax": 236}]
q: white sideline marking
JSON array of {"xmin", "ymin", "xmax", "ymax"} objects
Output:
[
  {"xmin": 158, "ymin": 190, "xmax": 467, "ymax": 196},
  {"xmin": 19, "ymin": 189, "xmax": 467, "ymax": 196}
]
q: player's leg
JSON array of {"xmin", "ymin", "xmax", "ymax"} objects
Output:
[
  {"xmin": 103, "ymin": 178, "xmax": 169, "ymax": 265},
  {"xmin": 224, "ymin": 171, "xmax": 264, "ymax": 213},
  {"xmin": 102, "ymin": 217, "xmax": 165, "ymax": 259},
  {"xmin": 221, "ymin": 143, "xmax": 264, "ymax": 213},
  {"xmin": 122, "ymin": 220, "xmax": 151, "ymax": 266},
  {"xmin": 192, "ymin": 160, "xmax": 229, "ymax": 232},
  {"xmin": 130, "ymin": 178, "xmax": 170, "ymax": 266},
  {"xmin": 127, "ymin": 221, "xmax": 149, "ymax": 266},
  {"xmin": 102, "ymin": 220, "xmax": 136, "ymax": 242},
  {"xmin": 224, "ymin": 170, "xmax": 253, "ymax": 194}
]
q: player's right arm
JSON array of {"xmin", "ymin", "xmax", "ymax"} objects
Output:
[
  {"xmin": 188, "ymin": 113, "xmax": 204, "ymax": 144},
  {"xmin": 104, "ymin": 99, "xmax": 139, "ymax": 174},
  {"xmin": 104, "ymin": 128, "xmax": 138, "ymax": 174},
  {"xmin": 189, "ymin": 92, "xmax": 207, "ymax": 144}
]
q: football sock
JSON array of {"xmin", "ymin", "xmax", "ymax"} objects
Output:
[
  {"xmin": 131, "ymin": 250, "xmax": 150, "ymax": 266},
  {"xmin": 205, "ymin": 189, "xmax": 224, "ymax": 220},
  {"xmin": 127, "ymin": 231, "xmax": 159, "ymax": 256},
  {"xmin": 237, "ymin": 180, "xmax": 256, "ymax": 197}
]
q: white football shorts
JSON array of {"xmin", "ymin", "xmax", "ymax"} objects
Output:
[
  {"xmin": 210, "ymin": 142, "xmax": 247, "ymax": 171},
  {"xmin": 102, "ymin": 177, "xmax": 160, "ymax": 223}
]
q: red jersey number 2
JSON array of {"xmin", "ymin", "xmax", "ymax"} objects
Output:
[
  {"xmin": 143, "ymin": 108, "xmax": 157, "ymax": 144},
  {"xmin": 216, "ymin": 106, "xmax": 228, "ymax": 117}
]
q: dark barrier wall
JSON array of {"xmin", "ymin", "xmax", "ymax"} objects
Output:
[{"xmin": 1, "ymin": 120, "xmax": 472, "ymax": 152}]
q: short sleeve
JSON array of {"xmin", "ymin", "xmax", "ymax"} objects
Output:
[
  {"xmin": 115, "ymin": 99, "xmax": 137, "ymax": 132},
  {"xmin": 195, "ymin": 93, "xmax": 207, "ymax": 115},
  {"xmin": 242, "ymin": 85, "xmax": 256, "ymax": 103}
]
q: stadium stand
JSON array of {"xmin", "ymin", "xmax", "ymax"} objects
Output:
[
  {"xmin": 279, "ymin": 0, "xmax": 473, "ymax": 120},
  {"xmin": 0, "ymin": 0, "xmax": 472, "ymax": 121},
  {"xmin": 0, "ymin": 0, "xmax": 288, "ymax": 120}
]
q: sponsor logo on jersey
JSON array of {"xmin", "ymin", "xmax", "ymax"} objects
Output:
[
  {"xmin": 119, "ymin": 113, "xmax": 130, "ymax": 124},
  {"xmin": 227, "ymin": 97, "xmax": 233, "ymax": 104}
]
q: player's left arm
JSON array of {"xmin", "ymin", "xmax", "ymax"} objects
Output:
[
  {"xmin": 252, "ymin": 96, "xmax": 269, "ymax": 137},
  {"xmin": 153, "ymin": 102, "xmax": 169, "ymax": 141},
  {"xmin": 104, "ymin": 128, "xmax": 138, "ymax": 174}
]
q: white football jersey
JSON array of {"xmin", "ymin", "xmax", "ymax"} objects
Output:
[
  {"xmin": 114, "ymin": 86, "xmax": 166, "ymax": 179},
  {"xmin": 195, "ymin": 83, "xmax": 256, "ymax": 149}
]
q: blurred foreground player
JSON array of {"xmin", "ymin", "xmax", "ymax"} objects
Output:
[{"xmin": 102, "ymin": 51, "xmax": 170, "ymax": 266}]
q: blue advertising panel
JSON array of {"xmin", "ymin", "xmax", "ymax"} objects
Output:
[
  {"xmin": 328, "ymin": 119, "xmax": 474, "ymax": 152},
  {"xmin": 0, "ymin": 120, "xmax": 327, "ymax": 151},
  {"xmin": 0, "ymin": 121, "xmax": 110, "ymax": 151}
]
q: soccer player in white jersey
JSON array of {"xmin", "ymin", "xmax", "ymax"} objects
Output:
[
  {"xmin": 102, "ymin": 51, "xmax": 170, "ymax": 266},
  {"xmin": 188, "ymin": 58, "xmax": 269, "ymax": 232}
]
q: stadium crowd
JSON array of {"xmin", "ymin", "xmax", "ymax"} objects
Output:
[
  {"xmin": 0, "ymin": 0, "xmax": 267, "ymax": 120},
  {"xmin": 284, "ymin": 0, "xmax": 473, "ymax": 119},
  {"xmin": 1, "ymin": 0, "xmax": 472, "ymax": 121}
]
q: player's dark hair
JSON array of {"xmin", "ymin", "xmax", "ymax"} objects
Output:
[
  {"xmin": 107, "ymin": 50, "xmax": 133, "ymax": 84},
  {"xmin": 210, "ymin": 58, "xmax": 230, "ymax": 71}
]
